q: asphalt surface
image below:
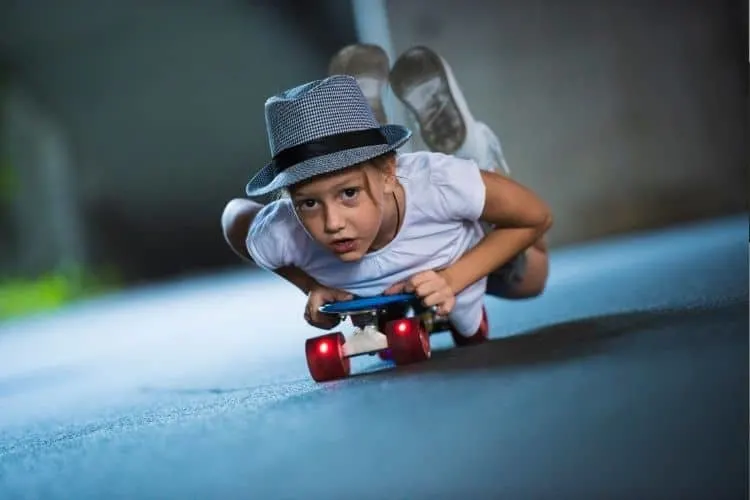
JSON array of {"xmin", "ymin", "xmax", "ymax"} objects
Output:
[{"xmin": 0, "ymin": 215, "xmax": 747, "ymax": 499}]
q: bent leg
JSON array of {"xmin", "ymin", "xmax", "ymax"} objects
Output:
[
  {"xmin": 328, "ymin": 43, "xmax": 391, "ymax": 125},
  {"xmin": 390, "ymin": 46, "xmax": 509, "ymax": 175},
  {"xmin": 390, "ymin": 46, "xmax": 550, "ymax": 299},
  {"xmin": 486, "ymin": 236, "xmax": 549, "ymax": 299},
  {"xmin": 221, "ymin": 198, "xmax": 262, "ymax": 262}
]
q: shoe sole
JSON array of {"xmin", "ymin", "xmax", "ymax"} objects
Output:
[
  {"xmin": 328, "ymin": 44, "xmax": 390, "ymax": 125},
  {"xmin": 390, "ymin": 46, "xmax": 467, "ymax": 154}
]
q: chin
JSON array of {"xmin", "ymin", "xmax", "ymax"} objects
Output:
[{"xmin": 336, "ymin": 251, "xmax": 365, "ymax": 262}]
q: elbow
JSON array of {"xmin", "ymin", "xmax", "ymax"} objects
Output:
[
  {"xmin": 537, "ymin": 210, "xmax": 553, "ymax": 235},
  {"xmin": 222, "ymin": 198, "xmax": 263, "ymax": 261}
]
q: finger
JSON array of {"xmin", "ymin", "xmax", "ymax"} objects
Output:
[
  {"xmin": 311, "ymin": 311, "xmax": 338, "ymax": 329},
  {"xmin": 320, "ymin": 288, "xmax": 351, "ymax": 303},
  {"xmin": 442, "ymin": 296, "xmax": 456, "ymax": 315},
  {"xmin": 408, "ymin": 270, "xmax": 437, "ymax": 290},
  {"xmin": 383, "ymin": 281, "xmax": 406, "ymax": 295},
  {"xmin": 414, "ymin": 280, "xmax": 442, "ymax": 299},
  {"xmin": 308, "ymin": 293, "xmax": 324, "ymax": 310},
  {"xmin": 420, "ymin": 290, "xmax": 444, "ymax": 308},
  {"xmin": 421, "ymin": 289, "xmax": 455, "ymax": 312},
  {"xmin": 403, "ymin": 276, "xmax": 425, "ymax": 293},
  {"xmin": 334, "ymin": 290, "xmax": 353, "ymax": 301},
  {"xmin": 432, "ymin": 296, "xmax": 455, "ymax": 316},
  {"xmin": 435, "ymin": 303, "xmax": 452, "ymax": 316}
]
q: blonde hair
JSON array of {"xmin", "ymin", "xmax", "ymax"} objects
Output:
[{"xmin": 280, "ymin": 151, "xmax": 397, "ymax": 200}]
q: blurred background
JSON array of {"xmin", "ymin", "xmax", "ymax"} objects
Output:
[{"xmin": 0, "ymin": 0, "xmax": 746, "ymax": 320}]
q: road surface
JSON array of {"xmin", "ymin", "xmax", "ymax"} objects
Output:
[{"xmin": 0, "ymin": 215, "xmax": 747, "ymax": 499}]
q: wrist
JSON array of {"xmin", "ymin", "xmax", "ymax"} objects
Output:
[
  {"xmin": 440, "ymin": 267, "xmax": 463, "ymax": 296},
  {"xmin": 303, "ymin": 276, "xmax": 321, "ymax": 295}
]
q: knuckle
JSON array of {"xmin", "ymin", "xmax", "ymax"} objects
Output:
[{"xmin": 422, "ymin": 295, "xmax": 437, "ymax": 307}]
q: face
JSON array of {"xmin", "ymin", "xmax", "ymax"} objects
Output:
[{"xmin": 289, "ymin": 157, "xmax": 397, "ymax": 262}]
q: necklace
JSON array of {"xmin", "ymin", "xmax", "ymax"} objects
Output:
[{"xmin": 392, "ymin": 191, "xmax": 401, "ymax": 240}]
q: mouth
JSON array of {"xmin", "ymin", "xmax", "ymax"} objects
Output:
[{"xmin": 330, "ymin": 238, "xmax": 358, "ymax": 254}]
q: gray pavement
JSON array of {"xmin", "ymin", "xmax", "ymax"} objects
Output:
[{"xmin": 0, "ymin": 215, "xmax": 747, "ymax": 499}]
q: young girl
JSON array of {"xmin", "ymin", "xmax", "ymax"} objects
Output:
[{"xmin": 222, "ymin": 47, "xmax": 552, "ymax": 344}]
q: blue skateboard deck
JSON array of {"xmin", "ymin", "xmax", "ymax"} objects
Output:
[{"xmin": 319, "ymin": 293, "xmax": 418, "ymax": 315}]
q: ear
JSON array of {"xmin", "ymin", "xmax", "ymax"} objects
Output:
[{"xmin": 380, "ymin": 156, "xmax": 398, "ymax": 194}]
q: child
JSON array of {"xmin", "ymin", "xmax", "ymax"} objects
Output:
[
  {"xmin": 330, "ymin": 44, "xmax": 551, "ymax": 299},
  {"xmin": 222, "ymin": 46, "xmax": 552, "ymax": 345}
]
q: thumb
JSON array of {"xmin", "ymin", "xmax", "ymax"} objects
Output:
[{"xmin": 333, "ymin": 289, "xmax": 353, "ymax": 301}]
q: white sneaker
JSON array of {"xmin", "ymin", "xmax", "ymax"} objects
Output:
[
  {"xmin": 463, "ymin": 121, "xmax": 511, "ymax": 176},
  {"xmin": 328, "ymin": 43, "xmax": 391, "ymax": 125},
  {"xmin": 390, "ymin": 46, "xmax": 510, "ymax": 175}
]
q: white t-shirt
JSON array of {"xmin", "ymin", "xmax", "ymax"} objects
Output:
[{"xmin": 247, "ymin": 151, "xmax": 488, "ymax": 335}]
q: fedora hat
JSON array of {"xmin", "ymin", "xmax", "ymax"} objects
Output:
[{"xmin": 245, "ymin": 75, "xmax": 412, "ymax": 199}]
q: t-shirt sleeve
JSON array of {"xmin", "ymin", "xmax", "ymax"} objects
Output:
[
  {"xmin": 429, "ymin": 154, "xmax": 487, "ymax": 221},
  {"xmin": 246, "ymin": 199, "xmax": 307, "ymax": 270}
]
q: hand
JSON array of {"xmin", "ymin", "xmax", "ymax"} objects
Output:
[
  {"xmin": 304, "ymin": 285, "xmax": 353, "ymax": 330},
  {"xmin": 384, "ymin": 269, "xmax": 456, "ymax": 316}
]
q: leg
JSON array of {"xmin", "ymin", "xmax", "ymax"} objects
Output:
[
  {"xmin": 450, "ymin": 305, "xmax": 489, "ymax": 347},
  {"xmin": 221, "ymin": 198, "xmax": 262, "ymax": 262},
  {"xmin": 486, "ymin": 236, "xmax": 549, "ymax": 299},
  {"xmin": 391, "ymin": 46, "xmax": 550, "ymax": 298},
  {"xmin": 329, "ymin": 44, "xmax": 391, "ymax": 125},
  {"xmin": 389, "ymin": 46, "xmax": 509, "ymax": 175}
]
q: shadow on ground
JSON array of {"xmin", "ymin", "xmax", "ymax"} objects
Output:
[
  {"xmin": 352, "ymin": 300, "xmax": 746, "ymax": 380},
  {"xmin": 136, "ymin": 300, "xmax": 747, "ymax": 395}
]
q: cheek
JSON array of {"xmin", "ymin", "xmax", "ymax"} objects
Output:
[
  {"xmin": 358, "ymin": 203, "xmax": 385, "ymax": 234},
  {"xmin": 298, "ymin": 214, "xmax": 323, "ymax": 238}
]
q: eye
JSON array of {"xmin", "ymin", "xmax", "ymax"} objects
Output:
[
  {"xmin": 341, "ymin": 187, "xmax": 360, "ymax": 200},
  {"xmin": 296, "ymin": 199, "xmax": 318, "ymax": 210}
]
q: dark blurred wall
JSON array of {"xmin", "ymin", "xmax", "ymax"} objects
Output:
[
  {"xmin": 0, "ymin": 0, "xmax": 745, "ymax": 285},
  {"xmin": 387, "ymin": 0, "xmax": 746, "ymax": 246},
  {"xmin": 0, "ymin": 1, "xmax": 357, "ymax": 282}
]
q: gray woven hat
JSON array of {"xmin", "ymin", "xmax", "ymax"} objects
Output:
[{"xmin": 245, "ymin": 74, "xmax": 412, "ymax": 199}]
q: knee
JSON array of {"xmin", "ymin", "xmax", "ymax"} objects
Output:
[
  {"xmin": 520, "ymin": 277, "xmax": 547, "ymax": 298},
  {"xmin": 517, "ymin": 248, "xmax": 550, "ymax": 298},
  {"xmin": 486, "ymin": 248, "xmax": 549, "ymax": 299}
]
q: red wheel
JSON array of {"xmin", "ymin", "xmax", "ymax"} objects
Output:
[
  {"xmin": 305, "ymin": 332, "xmax": 350, "ymax": 382},
  {"xmin": 384, "ymin": 317, "xmax": 431, "ymax": 365}
]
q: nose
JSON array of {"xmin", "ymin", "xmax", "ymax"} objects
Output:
[{"xmin": 323, "ymin": 206, "xmax": 345, "ymax": 234}]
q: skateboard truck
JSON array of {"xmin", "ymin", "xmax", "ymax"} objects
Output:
[{"xmin": 304, "ymin": 293, "xmax": 433, "ymax": 382}]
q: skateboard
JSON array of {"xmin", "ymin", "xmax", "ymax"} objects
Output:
[{"xmin": 304, "ymin": 293, "xmax": 451, "ymax": 383}]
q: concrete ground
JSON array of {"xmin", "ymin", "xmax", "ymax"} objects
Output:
[{"xmin": 0, "ymin": 215, "xmax": 747, "ymax": 499}]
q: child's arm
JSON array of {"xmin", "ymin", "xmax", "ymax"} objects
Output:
[
  {"xmin": 442, "ymin": 170, "xmax": 553, "ymax": 296},
  {"xmin": 274, "ymin": 266, "xmax": 321, "ymax": 295},
  {"xmin": 231, "ymin": 198, "xmax": 351, "ymax": 329},
  {"xmin": 223, "ymin": 200, "xmax": 324, "ymax": 295},
  {"xmin": 222, "ymin": 198, "xmax": 264, "ymax": 262},
  {"xmin": 275, "ymin": 265, "xmax": 353, "ymax": 329}
]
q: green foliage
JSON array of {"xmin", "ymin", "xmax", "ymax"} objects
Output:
[
  {"xmin": 0, "ymin": 73, "xmax": 121, "ymax": 321},
  {"xmin": 0, "ymin": 266, "xmax": 121, "ymax": 321}
]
